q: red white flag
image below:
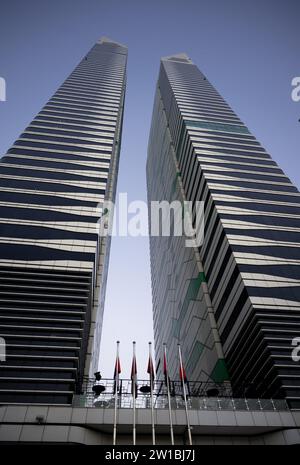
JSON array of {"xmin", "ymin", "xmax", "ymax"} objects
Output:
[
  {"xmin": 131, "ymin": 353, "xmax": 138, "ymax": 397},
  {"xmin": 147, "ymin": 354, "xmax": 155, "ymax": 387},
  {"xmin": 178, "ymin": 347, "xmax": 189, "ymax": 398},
  {"xmin": 113, "ymin": 354, "xmax": 121, "ymax": 394},
  {"xmin": 114, "ymin": 355, "xmax": 121, "ymax": 378},
  {"xmin": 163, "ymin": 347, "xmax": 171, "ymax": 388},
  {"xmin": 179, "ymin": 363, "xmax": 187, "ymax": 384}
]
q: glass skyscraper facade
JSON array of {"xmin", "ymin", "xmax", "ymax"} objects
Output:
[
  {"xmin": 0, "ymin": 38, "xmax": 127, "ymax": 405},
  {"xmin": 147, "ymin": 54, "xmax": 300, "ymax": 408}
]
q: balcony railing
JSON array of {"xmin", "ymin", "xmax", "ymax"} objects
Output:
[{"xmin": 73, "ymin": 378, "xmax": 289, "ymax": 412}]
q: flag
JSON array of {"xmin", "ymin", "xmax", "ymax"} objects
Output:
[
  {"xmin": 148, "ymin": 343, "xmax": 156, "ymax": 445},
  {"xmin": 163, "ymin": 351, "xmax": 168, "ymax": 386},
  {"xmin": 163, "ymin": 345, "xmax": 175, "ymax": 444},
  {"xmin": 113, "ymin": 354, "xmax": 121, "ymax": 395},
  {"xmin": 163, "ymin": 349, "xmax": 172, "ymax": 389},
  {"xmin": 179, "ymin": 364, "xmax": 187, "ymax": 384},
  {"xmin": 177, "ymin": 344, "xmax": 192, "ymax": 444},
  {"xmin": 113, "ymin": 342, "xmax": 121, "ymax": 445},
  {"xmin": 114, "ymin": 356, "xmax": 121, "ymax": 378},
  {"xmin": 131, "ymin": 353, "xmax": 138, "ymax": 397},
  {"xmin": 179, "ymin": 356, "xmax": 190, "ymax": 398},
  {"xmin": 147, "ymin": 354, "xmax": 155, "ymax": 387}
]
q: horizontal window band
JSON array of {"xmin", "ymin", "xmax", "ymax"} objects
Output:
[{"xmin": 185, "ymin": 119, "xmax": 250, "ymax": 134}]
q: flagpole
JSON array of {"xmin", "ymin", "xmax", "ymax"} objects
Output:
[
  {"xmin": 132, "ymin": 341, "xmax": 137, "ymax": 446},
  {"xmin": 149, "ymin": 342, "xmax": 156, "ymax": 445},
  {"xmin": 113, "ymin": 340, "xmax": 120, "ymax": 446},
  {"xmin": 178, "ymin": 344, "xmax": 192, "ymax": 445},
  {"xmin": 163, "ymin": 343, "xmax": 174, "ymax": 445}
]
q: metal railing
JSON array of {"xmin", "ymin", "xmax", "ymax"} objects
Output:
[{"xmin": 73, "ymin": 378, "xmax": 289, "ymax": 412}]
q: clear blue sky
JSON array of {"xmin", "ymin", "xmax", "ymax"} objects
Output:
[{"xmin": 0, "ymin": 0, "xmax": 299, "ymax": 379}]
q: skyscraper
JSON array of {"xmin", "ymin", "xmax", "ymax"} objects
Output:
[
  {"xmin": 147, "ymin": 54, "xmax": 300, "ymax": 408},
  {"xmin": 0, "ymin": 37, "xmax": 127, "ymax": 405}
]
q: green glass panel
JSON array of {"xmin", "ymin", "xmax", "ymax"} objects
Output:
[
  {"xmin": 171, "ymin": 171, "xmax": 181, "ymax": 197},
  {"xmin": 210, "ymin": 359, "xmax": 230, "ymax": 382},
  {"xmin": 184, "ymin": 119, "xmax": 250, "ymax": 135},
  {"xmin": 173, "ymin": 272, "xmax": 206, "ymax": 337}
]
